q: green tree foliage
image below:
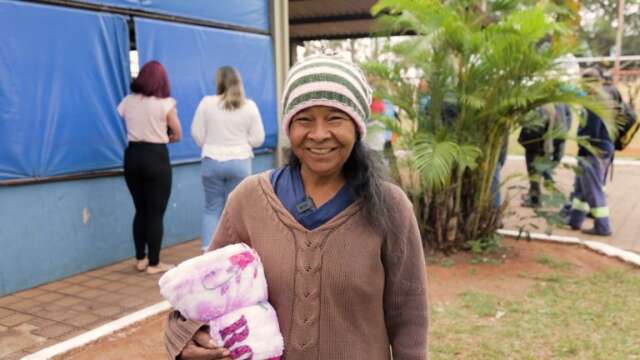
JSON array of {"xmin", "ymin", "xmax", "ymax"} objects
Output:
[
  {"xmin": 366, "ymin": 0, "xmax": 613, "ymax": 253},
  {"xmin": 579, "ymin": 0, "xmax": 640, "ymax": 56}
]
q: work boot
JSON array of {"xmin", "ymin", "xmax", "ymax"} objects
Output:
[
  {"xmin": 567, "ymin": 222, "xmax": 581, "ymax": 231},
  {"xmin": 581, "ymin": 227, "xmax": 612, "ymax": 237}
]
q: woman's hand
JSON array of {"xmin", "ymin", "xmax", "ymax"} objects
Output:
[
  {"xmin": 167, "ymin": 107, "xmax": 182, "ymax": 143},
  {"xmin": 178, "ymin": 328, "xmax": 231, "ymax": 360},
  {"xmin": 168, "ymin": 129, "xmax": 180, "ymax": 143}
]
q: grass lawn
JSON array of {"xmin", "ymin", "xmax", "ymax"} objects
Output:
[{"xmin": 429, "ymin": 266, "xmax": 640, "ymax": 359}]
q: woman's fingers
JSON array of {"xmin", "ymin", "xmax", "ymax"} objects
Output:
[
  {"xmin": 181, "ymin": 340, "xmax": 232, "ymax": 360},
  {"xmin": 193, "ymin": 329, "xmax": 218, "ymax": 349},
  {"xmin": 187, "ymin": 330, "xmax": 231, "ymax": 359}
]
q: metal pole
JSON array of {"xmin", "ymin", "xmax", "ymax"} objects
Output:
[
  {"xmin": 613, "ymin": 0, "xmax": 625, "ymax": 84},
  {"xmin": 271, "ymin": 0, "xmax": 291, "ymax": 166}
]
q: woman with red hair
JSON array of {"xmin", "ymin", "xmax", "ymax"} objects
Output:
[{"xmin": 117, "ymin": 60, "xmax": 182, "ymax": 274}]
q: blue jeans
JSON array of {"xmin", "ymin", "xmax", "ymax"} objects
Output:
[{"xmin": 201, "ymin": 158, "xmax": 251, "ymax": 249}]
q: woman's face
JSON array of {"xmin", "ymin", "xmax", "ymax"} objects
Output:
[{"xmin": 289, "ymin": 106, "xmax": 357, "ymax": 179}]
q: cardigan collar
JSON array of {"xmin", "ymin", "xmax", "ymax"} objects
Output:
[{"xmin": 256, "ymin": 171, "xmax": 362, "ymax": 233}]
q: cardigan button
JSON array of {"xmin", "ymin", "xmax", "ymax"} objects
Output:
[
  {"xmin": 299, "ymin": 340, "xmax": 314, "ymax": 349},
  {"xmin": 304, "ymin": 265, "xmax": 312, "ymax": 272}
]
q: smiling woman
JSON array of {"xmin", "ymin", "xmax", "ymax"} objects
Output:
[
  {"xmin": 288, "ymin": 106, "xmax": 357, "ymax": 206},
  {"xmin": 164, "ymin": 55, "xmax": 428, "ymax": 360}
]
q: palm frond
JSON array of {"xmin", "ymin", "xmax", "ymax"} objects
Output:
[
  {"xmin": 368, "ymin": 0, "xmax": 599, "ymax": 250},
  {"xmin": 413, "ymin": 135, "xmax": 458, "ymax": 191}
]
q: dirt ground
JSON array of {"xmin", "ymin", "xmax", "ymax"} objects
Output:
[
  {"xmin": 59, "ymin": 238, "xmax": 633, "ymax": 360},
  {"xmin": 426, "ymin": 238, "xmax": 629, "ymax": 304}
]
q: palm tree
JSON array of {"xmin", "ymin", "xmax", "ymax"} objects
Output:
[{"xmin": 366, "ymin": 0, "xmax": 612, "ymax": 253}]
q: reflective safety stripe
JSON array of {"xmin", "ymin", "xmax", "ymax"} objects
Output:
[
  {"xmin": 590, "ymin": 207, "xmax": 610, "ymax": 218},
  {"xmin": 571, "ymin": 198, "xmax": 590, "ymax": 212}
]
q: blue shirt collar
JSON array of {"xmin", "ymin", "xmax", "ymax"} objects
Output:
[{"xmin": 270, "ymin": 165, "xmax": 355, "ymax": 230}]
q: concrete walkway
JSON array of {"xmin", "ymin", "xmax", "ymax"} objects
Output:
[
  {"xmin": 0, "ymin": 240, "xmax": 201, "ymax": 360},
  {"xmin": 501, "ymin": 157, "xmax": 640, "ymax": 253},
  {"xmin": 0, "ymin": 157, "xmax": 638, "ymax": 359}
]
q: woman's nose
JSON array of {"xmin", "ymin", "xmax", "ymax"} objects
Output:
[{"xmin": 307, "ymin": 120, "xmax": 331, "ymax": 141}]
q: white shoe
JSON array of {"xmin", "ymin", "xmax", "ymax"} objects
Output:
[
  {"xmin": 146, "ymin": 262, "xmax": 175, "ymax": 275},
  {"xmin": 136, "ymin": 258, "xmax": 148, "ymax": 272}
]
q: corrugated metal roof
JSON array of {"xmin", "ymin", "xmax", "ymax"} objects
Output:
[{"xmin": 289, "ymin": 0, "xmax": 378, "ymax": 41}]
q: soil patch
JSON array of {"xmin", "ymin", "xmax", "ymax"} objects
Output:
[
  {"xmin": 426, "ymin": 238, "xmax": 630, "ymax": 304},
  {"xmin": 60, "ymin": 238, "xmax": 633, "ymax": 359},
  {"xmin": 55, "ymin": 315, "xmax": 168, "ymax": 360}
]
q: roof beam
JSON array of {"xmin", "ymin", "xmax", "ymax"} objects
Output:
[{"xmin": 290, "ymin": 13, "xmax": 373, "ymax": 25}]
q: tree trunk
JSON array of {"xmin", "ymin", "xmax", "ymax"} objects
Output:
[{"xmin": 613, "ymin": 0, "xmax": 625, "ymax": 85}]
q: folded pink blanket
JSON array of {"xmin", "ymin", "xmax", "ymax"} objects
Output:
[
  {"xmin": 210, "ymin": 302, "xmax": 284, "ymax": 360},
  {"xmin": 159, "ymin": 243, "xmax": 284, "ymax": 359}
]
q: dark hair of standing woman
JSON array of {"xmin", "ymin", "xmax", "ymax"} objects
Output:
[
  {"xmin": 131, "ymin": 60, "xmax": 171, "ymax": 98},
  {"xmin": 216, "ymin": 66, "xmax": 246, "ymax": 111},
  {"xmin": 288, "ymin": 138, "xmax": 392, "ymax": 235}
]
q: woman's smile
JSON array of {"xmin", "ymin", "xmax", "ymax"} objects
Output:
[{"xmin": 306, "ymin": 146, "xmax": 338, "ymax": 156}]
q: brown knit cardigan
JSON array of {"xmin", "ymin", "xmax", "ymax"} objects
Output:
[{"xmin": 165, "ymin": 172, "xmax": 428, "ymax": 359}]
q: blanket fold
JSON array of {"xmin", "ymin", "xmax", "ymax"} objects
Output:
[{"xmin": 159, "ymin": 243, "xmax": 283, "ymax": 359}]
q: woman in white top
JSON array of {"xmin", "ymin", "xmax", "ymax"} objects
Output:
[
  {"xmin": 117, "ymin": 60, "xmax": 182, "ymax": 275},
  {"xmin": 191, "ymin": 66, "xmax": 265, "ymax": 249}
]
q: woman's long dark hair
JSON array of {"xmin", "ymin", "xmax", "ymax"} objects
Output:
[{"xmin": 288, "ymin": 139, "xmax": 391, "ymax": 235}]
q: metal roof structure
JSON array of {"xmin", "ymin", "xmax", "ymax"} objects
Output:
[{"xmin": 289, "ymin": 0, "xmax": 379, "ymax": 41}]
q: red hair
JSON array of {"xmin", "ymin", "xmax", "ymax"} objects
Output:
[{"xmin": 130, "ymin": 60, "xmax": 171, "ymax": 98}]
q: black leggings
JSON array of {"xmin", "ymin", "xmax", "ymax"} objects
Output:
[{"xmin": 124, "ymin": 142, "xmax": 172, "ymax": 266}]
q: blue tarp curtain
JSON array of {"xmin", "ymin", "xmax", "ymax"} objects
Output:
[
  {"xmin": 0, "ymin": 1, "xmax": 130, "ymax": 179},
  {"xmin": 135, "ymin": 18, "xmax": 278, "ymax": 162},
  {"xmin": 67, "ymin": 0, "xmax": 270, "ymax": 31},
  {"xmin": 0, "ymin": 1, "xmax": 277, "ymax": 180}
]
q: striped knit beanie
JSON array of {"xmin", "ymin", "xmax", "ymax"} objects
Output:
[{"xmin": 282, "ymin": 55, "xmax": 372, "ymax": 138}]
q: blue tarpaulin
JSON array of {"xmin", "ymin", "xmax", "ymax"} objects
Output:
[
  {"xmin": 70, "ymin": 0, "xmax": 270, "ymax": 31},
  {"xmin": 135, "ymin": 18, "xmax": 278, "ymax": 162},
  {"xmin": 0, "ymin": 1, "xmax": 130, "ymax": 179}
]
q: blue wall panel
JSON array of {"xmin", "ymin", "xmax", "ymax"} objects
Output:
[
  {"xmin": 144, "ymin": 0, "xmax": 270, "ymax": 31},
  {"xmin": 0, "ymin": 154, "xmax": 275, "ymax": 296},
  {"xmin": 71, "ymin": 0, "xmax": 270, "ymax": 31},
  {"xmin": 135, "ymin": 18, "xmax": 278, "ymax": 162},
  {"xmin": 0, "ymin": 0, "xmax": 280, "ymax": 296},
  {"xmin": 0, "ymin": 0, "xmax": 130, "ymax": 179}
]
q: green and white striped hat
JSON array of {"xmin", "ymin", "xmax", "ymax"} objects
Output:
[{"xmin": 282, "ymin": 55, "xmax": 372, "ymax": 138}]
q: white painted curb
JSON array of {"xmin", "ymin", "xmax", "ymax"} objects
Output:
[
  {"xmin": 498, "ymin": 229, "xmax": 582, "ymax": 245},
  {"xmin": 583, "ymin": 240, "xmax": 640, "ymax": 265},
  {"xmin": 22, "ymin": 301, "xmax": 171, "ymax": 360},
  {"xmin": 498, "ymin": 229, "xmax": 640, "ymax": 267},
  {"xmin": 507, "ymin": 155, "xmax": 640, "ymax": 167}
]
